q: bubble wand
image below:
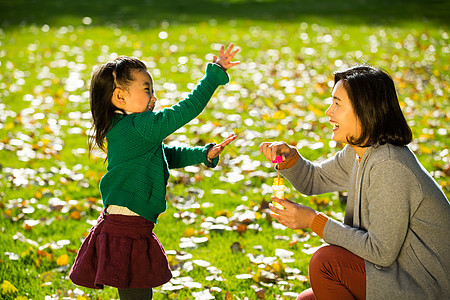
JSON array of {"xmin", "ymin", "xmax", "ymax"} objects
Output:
[{"xmin": 272, "ymin": 149, "xmax": 285, "ymax": 210}]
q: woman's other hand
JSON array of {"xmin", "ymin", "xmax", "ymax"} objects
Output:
[{"xmin": 270, "ymin": 197, "xmax": 317, "ymax": 230}]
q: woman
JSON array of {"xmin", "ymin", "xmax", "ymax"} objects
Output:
[{"xmin": 260, "ymin": 65, "xmax": 450, "ymax": 299}]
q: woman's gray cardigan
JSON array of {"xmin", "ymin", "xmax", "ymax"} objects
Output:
[{"xmin": 280, "ymin": 144, "xmax": 450, "ymax": 299}]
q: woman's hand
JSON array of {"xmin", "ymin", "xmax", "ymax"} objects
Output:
[
  {"xmin": 260, "ymin": 141, "xmax": 297, "ymax": 163},
  {"xmin": 207, "ymin": 134, "xmax": 237, "ymax": 160},
  {"xmin": 270, "ymin": 197, "xmax": 317, "ymax": 230},
  {"xmin": 213, "ymin": 44, "xmax": 240, "ymax": 70}
]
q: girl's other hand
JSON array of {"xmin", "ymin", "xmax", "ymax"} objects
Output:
[
  {"xmin": 259, "ymin": 141, "xmax": 297, "ymax": 163},
  {"xmin": 213, "ymin": 44, "xmax": 240, "ymax": 70},
  {"xmin": 207, "ymin": 134, "xmax": 237, "ymax": 159}
]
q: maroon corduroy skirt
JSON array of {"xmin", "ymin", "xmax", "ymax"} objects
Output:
[{"xmin": 69, "ymin": 211, "xmax": 172, "ymax": 289}]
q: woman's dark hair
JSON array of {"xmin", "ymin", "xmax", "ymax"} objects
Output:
[
  {"xmin": 88, "ymin": 56, "xmax": 148, "ymax": 154},
  {"xmin": 333, "ymin": 65, "xmax": 412, "ymax": 147}
]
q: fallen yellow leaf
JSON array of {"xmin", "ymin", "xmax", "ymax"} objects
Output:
[
  {"xmin": 56, "ymin": 254, "xmax": 68, "ymax": 266},
  {"xmin": 70, "ymin": 211, "xmax": 81, "ymax": 220},
  {"xmin": 183, "ymin": 227, "xmax": 195, "ymax": 237},
  {"xmin": 0, "ymin": 280, "xmax": 18, "ymax": 295}
]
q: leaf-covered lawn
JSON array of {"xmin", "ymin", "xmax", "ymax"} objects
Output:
[{"xmin": 0, "ymin": 0, "xmax": 448, "ymax": 299}]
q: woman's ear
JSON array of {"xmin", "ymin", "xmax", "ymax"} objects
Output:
[{"xmin": 111, "ymin": 88, "xmax": 126, "ymax": 109}]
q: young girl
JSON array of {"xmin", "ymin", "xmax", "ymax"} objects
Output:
[
  {"xmin": 69, "ymin": 44, "xmax": 240, "ymax": 299},
  {"xmin": 260, "ymin": 65, "xmax": 450, "ymax": 299}
]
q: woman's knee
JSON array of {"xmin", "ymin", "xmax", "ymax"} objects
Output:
[{"xmin": 309, "ymin": 245, "xmax": 336, "ymax": 274}]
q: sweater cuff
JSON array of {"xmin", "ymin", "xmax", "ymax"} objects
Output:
[
  {"xmin": 311, "ymin": 212, "xmax": 329, "ymax": 238},
  {"xmin": 277, "ymin": 151, "xmax": 300, "ymax": 170},
  {"xmin": 204, "ymin": 143, "xmax": 219, "ymax": 168},
  {"xmin": 206, "ymin": 63, "xmax": 229, "ymax": 85},
  {"xmin": 213, "ymin": 62, "xmax": 228, "ymax": 72}
]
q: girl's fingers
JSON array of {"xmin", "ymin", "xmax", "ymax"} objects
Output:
[
  {"xmin": 208, "ymin": 134, "xmax": 237, "ymax": 159},
  {"xmin": 225, "ymin": 43, "xmax": 233, "ymax": 55},
  {"xmin": 219, "ymin": 134, "xmax": 237, "ymax": 147},
  {"xmin": 230, "ymin": 48, "xmax": 240, "ymax": 59},
  {"xmin": 226, "ymin": 133, "xmax": 237, "ymax": 141},
  {"xmin": 220, "ymin": 139, "xmax": 232, "ymax": 147},
  {"xmin": 219, "ymin": 44, "xmax": 238, "ymax": 59}
]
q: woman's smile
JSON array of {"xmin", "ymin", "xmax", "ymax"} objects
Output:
[{"xmin": 330, "ymin": 120, "xmax": 340, "ymax": 131}]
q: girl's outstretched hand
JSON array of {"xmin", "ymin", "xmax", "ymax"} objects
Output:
[
  {"xmin": 213, "ymin": 44, "xmax": 240, "ymax": 70},
  {"xmin": 207, "ymin": 134, "xmax": 237, "ymax": 159}
]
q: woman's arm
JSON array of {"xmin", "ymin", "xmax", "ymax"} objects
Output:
[
  {"xmin": 280, "ymin": 146, "xmax": 355, "ymax": 195},
  {"xmin": 324, "ymin": 160, "xmax": 418, "ymax": 267},
  {"xmin": 260, "ymin": 142, "xmax": 355, "ymax": 195}
]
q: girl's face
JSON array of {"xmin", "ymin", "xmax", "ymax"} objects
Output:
[
  {"xmin": 326, "ymin": 80, "xmax": 362, "ymax": 146},
  {"xmin": 120, "ymin": 69, "xmax": 156, "ymax": 113}
]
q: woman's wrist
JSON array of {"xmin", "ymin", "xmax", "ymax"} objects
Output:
[
  {"xmin": 311, "ymin": 212, "xmax": 329, "ymax": 238},
  {"xmin": 278, "ymin": 150, "xmax": 300, "ymax": 170}
]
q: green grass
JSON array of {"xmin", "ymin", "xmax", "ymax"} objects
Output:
[{"xmin": 0, "ymin": 0, "xmax": 449, "ymax": 299}]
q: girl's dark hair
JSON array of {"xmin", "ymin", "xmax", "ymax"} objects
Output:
[
  {"xmin": 333, "ymin": 65, "xmax": 412, "ymax": 147},
  {"xmin": 88, "ymin": 56, "xmax": 148, "ymax": 154}
]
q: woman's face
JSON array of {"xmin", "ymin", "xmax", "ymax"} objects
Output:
[{"xmin": 326, "ymin": 80, "xmax": 362, "ymax": 145}]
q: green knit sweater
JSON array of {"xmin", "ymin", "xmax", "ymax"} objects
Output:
[{"xmin": 99, "ymin": 63, "xmax": 229, "ymax": 223}]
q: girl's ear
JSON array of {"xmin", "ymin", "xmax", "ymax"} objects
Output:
[{"xmin": 111, "ymin": 88, "xmax": 126, "ymax": 109}]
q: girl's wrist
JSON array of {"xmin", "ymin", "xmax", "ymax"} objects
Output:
[
  {"xmin": 205, "ymin": 143, "xmax": 217, "ymax": 167},
  {"xmin": 213, "ymin": 62, "xmax": 228, "ymax": 72}
]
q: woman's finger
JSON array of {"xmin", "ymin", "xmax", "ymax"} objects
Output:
[
  {"xmin": 272, "ymin": 197, "xmax": 294, "ymax": 209},
  {"xmin": 269, "ymin": 202, "xmax": 284, "ymax": 215},
  {"xmin": 271, "ymin": 144, "xmax": 279, "ymax": 161},
  {"xmin": 259, "ymin": 142, "xmax": 269, "ymax": 153},
  {"xmin": 260, "ymin": 143, "xmax": 272, "ymax": 161}
]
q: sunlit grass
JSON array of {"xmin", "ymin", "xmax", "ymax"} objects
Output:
[{"xmin": 0, "ymin": 0, "xmax": 448, "ymax": 299}]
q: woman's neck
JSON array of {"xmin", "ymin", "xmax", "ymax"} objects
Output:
[{"xmin": 351, "ymin": 145, "xmax": 367, "ymax": 160}]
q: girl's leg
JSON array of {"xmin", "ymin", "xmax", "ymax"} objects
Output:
[
  {"xmin": 298, "ymin": 245, "xmax": 366, "ymax": 300},
  {"xmin": 118, "ymin": 288, "xmax": 152, "ymax": 300}
]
